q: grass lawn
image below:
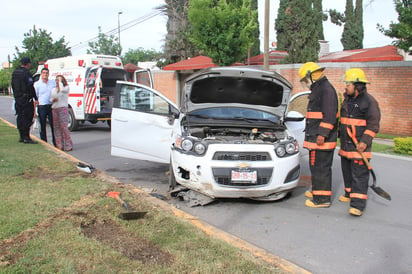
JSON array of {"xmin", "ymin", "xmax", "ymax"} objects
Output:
[{"xmin": 0, "ymin": 120, "xmax": 289, "ymax": 273}]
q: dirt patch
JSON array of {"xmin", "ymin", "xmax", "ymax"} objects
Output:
[
  {"xmin": 81, "ymin": 219, "xmax": 173, "ymax": 265},
  {"xmin": 18, "ymin": 167, "xmax": 91, "ymax": 181}
]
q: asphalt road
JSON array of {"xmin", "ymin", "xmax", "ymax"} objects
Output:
[{"xmin": 1, "ymin": 95, "xmax": 412, "ymax": 273}]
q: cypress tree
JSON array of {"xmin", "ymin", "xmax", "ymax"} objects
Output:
[{"xmin": 341, "ymin": 0, "xmax": 363, "ymax": 50}]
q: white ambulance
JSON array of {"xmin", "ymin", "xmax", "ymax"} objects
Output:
[{"xmin": 35, "ymin": 54, "xmax": 128, "ymax": 131}]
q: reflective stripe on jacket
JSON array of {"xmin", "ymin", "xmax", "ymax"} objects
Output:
[
  {"xmin": 339, "ymin": 91, "xmax": 381, "ymax": 159},
  {"xmin": 303, "ymin": 77, "xmax": 339, "ymax": 151}
]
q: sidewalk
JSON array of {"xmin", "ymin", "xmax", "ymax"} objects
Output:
[{"xmin": 373, "ymin": 138, "xmax": 394, "ymax": 146}]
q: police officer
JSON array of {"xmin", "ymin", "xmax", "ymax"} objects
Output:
[
  {"xmin": 339, "ymin": 68, "xmax": 380, "ymax": 216},
  {"xmin": 298, "ymin": 62, "xmax": 338, "ymax": 208},
  {"xmin": 11, "ymin": 57, "xmax": 38, "ymax": 144}
]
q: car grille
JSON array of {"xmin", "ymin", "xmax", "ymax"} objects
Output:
[
  {"xmin": 212, "ymin": 168, "xmax": 273, "ymax": 186},
  {"xmin": 213, "ymin": 152, "xmax": 271, "ymax": 161}
]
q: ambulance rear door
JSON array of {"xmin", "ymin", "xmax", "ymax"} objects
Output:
[{"xmin": 84, "ymin": 66, "xmax": 102, "ymax": 114}]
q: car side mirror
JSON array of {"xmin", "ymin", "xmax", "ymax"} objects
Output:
[{"xmin": 285, "ymin": 110, "xmax": 305, "ymax": 122}]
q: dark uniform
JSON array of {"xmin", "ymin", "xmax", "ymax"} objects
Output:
[
  {"xmin": 339, "ymin": 90, "xmax": 380, "ymax": 211},
  {"xmin": 11, "ymin": 65, "xmax": 38, "ymax": 142},
  {"xmin": 304, "ymin": 77, "xmax": 339, "ymax": 204}
]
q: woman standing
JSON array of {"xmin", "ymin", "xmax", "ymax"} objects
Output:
[{"xmin": 50, "ymin": 75, "xmax": 73, "ymax": 151}]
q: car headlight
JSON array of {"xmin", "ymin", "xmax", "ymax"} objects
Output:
[
  {"xmin": 174, "ymin": 136, "xmax": 208, "ymax": 156},
  {"xmin": 275, "ymin": 146, "xmax": 286, "ymax": 157},
  {"xmin": 275, "ymin": 139, "xmax": 299, "ymax": 157},
  {"xmin": 181, "ymin": 139, "xmax": 193, "ymax": 151},
  {"xmin": 194, "ymin": 143, "xmax": 206, "ymax": 155}
]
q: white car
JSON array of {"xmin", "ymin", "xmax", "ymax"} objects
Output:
[{"xmin": 111, "ymin": 67, "xmax": 308, "ymax": 201}]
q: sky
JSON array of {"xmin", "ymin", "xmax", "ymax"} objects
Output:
[{"xmin": 0, "ymin": 0, "xmax": 399, "ymax": 64}]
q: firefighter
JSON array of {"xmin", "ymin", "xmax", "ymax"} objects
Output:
[
  {"xmin": 11, "ymin": 57, "xmax": 38, "ymax": 144},
  {"xmin": 339, "ymin": 68, "xmax": 380, "ymax": 216},
  {"xmin": 298, "ymin": 62, "xmax": 338, "ymax": 208}
]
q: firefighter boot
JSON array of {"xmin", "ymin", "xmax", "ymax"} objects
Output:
[
  {"xmin": 305, "ymin": 191, "xmax": 313, "ymax": 198},
  {"xmin": 305, "ymin": 199, "xmax": 331, "ymax": 208},
  {"xmin": 339, "ymin": 195, "xmax": 350, "ymax": 202},
  {"xmin": 349, "ymin": 207, "xmax": 363, "ymax": 216}
]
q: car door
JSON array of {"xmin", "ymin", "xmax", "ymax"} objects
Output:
[
  {"xmin": 285, "ymin": 91, "xmax": 310, "ymax": 149},
  {"xmin": 133, "ymin": 69, "xmax": 153, "ymax": 88},
  {"xmin": 111, "ymin": 81, "xmax": 179, "ymax": 164}
]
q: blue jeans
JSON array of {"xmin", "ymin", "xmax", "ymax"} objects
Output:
[{"xmin": 37, "ymin": 104, "xmax": 56, "ymax": 146}]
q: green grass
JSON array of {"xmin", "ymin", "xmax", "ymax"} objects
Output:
[{"xmin": 0, "ymin": 120, "xmax": 286, "ymax": 273}]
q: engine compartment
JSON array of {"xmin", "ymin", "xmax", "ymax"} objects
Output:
[{"xmin": 186, "ymin": 126, "xmax": 288, "ymax": 144}]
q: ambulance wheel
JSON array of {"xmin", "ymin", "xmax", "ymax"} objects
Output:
[{"xmin": 68, "ymin": 108, "xmax": 79, "ymax": 131}]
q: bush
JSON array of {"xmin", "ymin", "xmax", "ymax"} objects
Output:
[{"xmin": 394, "ymin": 137, "xmax": 412, "ymax": 155}]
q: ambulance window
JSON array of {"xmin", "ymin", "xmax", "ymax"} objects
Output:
[{"xmin": 86, "ymin": 69, "xmax": 97, "ymax": 88}]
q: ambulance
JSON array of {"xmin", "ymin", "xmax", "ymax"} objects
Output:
[{"xmin": 35, "ymin": 54, "xmax": 128, "ymax": 131}]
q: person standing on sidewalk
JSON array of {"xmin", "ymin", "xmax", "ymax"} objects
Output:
[
  {"xmin": 11, "ymin": 57, "xmax": 38, "ymax": 144},
  {"xmin": 34, "ymin": 67, "xmax": 56, "ymax": 146},
  {"xmin": 298, "ymin": 62, "xmax": 339, "ymax": 208},
  {"xmin": 50, "ymin": 75, "xmax": 73, "ymax": 151},
  {"xmin": 339, "ymin": 68, "xmax": 380, "ymax": 216}
]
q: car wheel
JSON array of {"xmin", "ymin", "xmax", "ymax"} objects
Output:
[
  {"xmin": 168, "ymin": 162, "xmax": 177, "ymax": 191},
  {"xmin": 68, "ymin": 108, "xmax": 79, "ymax": 131},
  {"xmin": 107, "ymin": 119, "xmax": 111, "ymax": 129}
]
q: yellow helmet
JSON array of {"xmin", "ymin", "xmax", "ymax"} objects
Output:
[
  {"xmin": 298, "ymin": 62, "xmax": 324, "ymax": 80},
  {"xmin": 344, "ymin": 68, "xmax": 370, "ymax": 83}
]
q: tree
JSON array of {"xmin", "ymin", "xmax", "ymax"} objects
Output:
[
  {"xmin": 87, "ymin": 27, "xmax": 122, "ymax": 56},
  {"xmin": 187, "ymin": 0, "xmax": 258, "ymax": 66},
  {"xmin": 328, "ymin": 0, "xmax": 364, "ymax": 50},
  {"xmin": 0, "ymin": 69, "xmax": 11, "ymax": 92},
  {"xmin": 313, "ymin": 0, "xmax": 326, "ymax": 41},
  {"xmin": 13, "ymin": 25, "xmax": 71, "ymax": 74},
  {"xmin": 378, "ymin": 0, "xmax": 412, "ymax": 54},
  {"xmin": 159, "ymin": 0, "xmax": 200, "ymax": 64},
  {"xmin": 122, "ymin": 47, "xmax": 163, "ymax": 65},
  {"xmin": 275, "ymin": 0, "xmax": 320, "ymax": 63}
]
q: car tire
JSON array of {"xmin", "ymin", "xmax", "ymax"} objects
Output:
[
  {"xmin": 68, "ymin": 108, "xmax": 79, "ymax": 131},
  {"xmin": 168, "ymin": 162, "xmax": 177, "ymax": 191},
  {"xmin": 107, "ymin": 119, "xmax": 111, "ymax": 129}
]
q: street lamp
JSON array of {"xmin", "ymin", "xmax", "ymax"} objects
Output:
[{"xmin": 118, "ymin": 11, "xmax": 123, "ymax": 49}]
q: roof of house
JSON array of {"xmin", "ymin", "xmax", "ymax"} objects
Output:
[
  {"xmin": 163, "ymin": 56, "xmax": 218, "ymax": 71},
  {"xmin": 319, "ymin": 45, "xmax": 403, "ymax": 62},
  {"xmin": 246, "ymin": 50, "xmax": 288, "ymax": 65},
  {"xmin": 124, "ymin": 63, "xmax": 142, "ymax": 72}
]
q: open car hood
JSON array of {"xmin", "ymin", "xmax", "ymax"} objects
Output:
[{"xmin": 181, "ymin": 67, "xmax": 293, "ymax": 118}]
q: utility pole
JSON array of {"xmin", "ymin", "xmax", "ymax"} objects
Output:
[
  {"xmin": 264, "ymin": 0, "xmax": 270, "ymax": 70},
  {"xmin": 118, "ymin": 11, "xmax": 123, "ymax": 50}
]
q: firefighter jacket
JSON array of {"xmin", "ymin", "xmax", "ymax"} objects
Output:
[
  {"xmin": 303, "ymin": 77, "xmax": 338, "ymax": 151},
  {"xmin": 339, "ymin": 90, "xmax": 380, "ymax": 160}
]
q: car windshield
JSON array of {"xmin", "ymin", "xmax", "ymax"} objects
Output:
[{"xmin": 189, "ymin": 107, "xmax": 279, "ymax": 122}]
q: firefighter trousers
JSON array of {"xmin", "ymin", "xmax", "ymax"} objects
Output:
[
  {"xmin": 341, "ymin": 156, "xmax": 369, "ymax": 211},
  {"xmin": 309, "ymin": 150, "xmax": 334, "ymax": 204}
]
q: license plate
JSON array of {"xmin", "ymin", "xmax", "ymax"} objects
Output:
[{"xmin": 231, "ymin": 170, "xmax": 257, "ymax": 183}]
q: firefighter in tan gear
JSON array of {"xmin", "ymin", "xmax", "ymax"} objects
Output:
[
  {"xmin": 339, "ymin": 68, "xmax": 380, "ymax": 216},
  {"xmin": 298, "ymin": 62, "xmax": 339, "ymax": 208}
]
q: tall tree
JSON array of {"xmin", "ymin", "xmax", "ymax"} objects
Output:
[
  {"xmin": 313, "ymin": 0, "xmax": 325, "ymax": 41},
  {"xmin": 328, "ymin": 0, "xmax": 364, "ymax": 50},
  {"xmin": 378, "ymin": 0, "xmax": 412, "ymax": 54},
  {"xmin": 187, "ymin": 0, "xmax": 258, "ymax": 66},
  {"xmin": 275, "ymin": 0, "xmax": 320, "ymax": 63},
  {"xmin": 13, "ymin": 25, "xmax": 71, "ymax": 74},
  {"xmin": 160, "ymin": 0, "xmax": 199, "ymax": 65},
  {"xmin": 87, "ymin": 27, "xmax": 122, "ymax": 56},
  {"xmin": 122, "ymin": 47, "xmax": 163, "ymax": 65}
]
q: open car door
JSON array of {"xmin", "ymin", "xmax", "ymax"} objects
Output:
[
  {"xmin": 285, "ymin": 91, "xmax": 310, "ymax": 150},
  {"xmin": 111, "ymin": 81, "xmax": 179, "ymax": 164}
]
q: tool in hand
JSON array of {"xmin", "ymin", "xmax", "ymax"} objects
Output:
[
  {"xmin": 108, "ymin": 191, "xmax": 147, "ymax": 220},
  {"xmin": 347, "ymin": 125, "xmax": 391, "ymax": 201}
]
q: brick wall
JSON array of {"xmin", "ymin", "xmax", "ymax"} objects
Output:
[{"xmin": 152, "ymin": 61, "xmax": 412, "ymax": 136}]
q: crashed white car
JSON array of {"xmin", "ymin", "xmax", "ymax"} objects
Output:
[{"xmin": 111, "ymin": 67, "xmax": 306, "ymax": 201}]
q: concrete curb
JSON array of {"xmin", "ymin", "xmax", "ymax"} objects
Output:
[{"xmin": 1, "ymin": 117, "xmax": 310, "ymax": 274}]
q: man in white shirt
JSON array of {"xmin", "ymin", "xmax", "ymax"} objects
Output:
[{"xmin": 34, "ymin": 68, "xmax": 56, "ymax": 145}]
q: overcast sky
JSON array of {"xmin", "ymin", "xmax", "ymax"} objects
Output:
[{"xmin": 0, "ymin": 0, "xmax": 398, "ymax": 64}]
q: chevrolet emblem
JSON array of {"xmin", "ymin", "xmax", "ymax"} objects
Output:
[{"xmin": 237, "ymin": 163, "xmax": 250, "ymax": 169}]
